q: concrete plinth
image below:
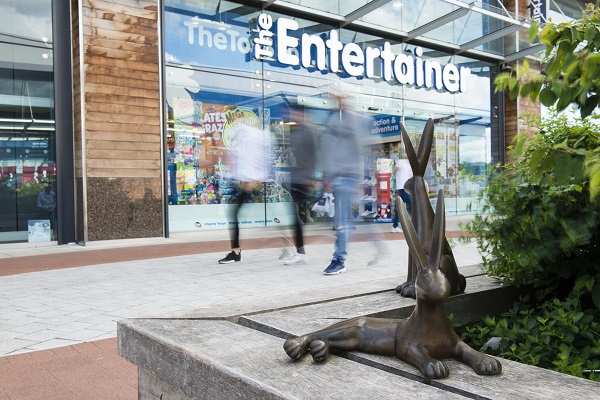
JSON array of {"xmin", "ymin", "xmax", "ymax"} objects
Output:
[{"xmin": 118, "ymin": 274, "xmax": 600, "ymax": 399}]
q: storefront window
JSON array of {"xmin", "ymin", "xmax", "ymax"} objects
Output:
[
  {"xmin": 163, "ymin": 0, "xmax": 495, "ymax": 233},
  {"xmin": 0, "ymin": 0, "xmax": 56, "ymax": 243}
]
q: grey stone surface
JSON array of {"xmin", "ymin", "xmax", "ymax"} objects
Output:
[
  {"xmin": 118, "ymin": 273, "xmax": 599, "ymax": 399},
  {"xmin": 119, "ymin": 319, "xmax": 466, "ymax": 400},
  {"xmin": 139, "ymin": 369, "xmax": 193, "ymax": 400},
  {"xmin": 239, "ymin": 275, "xmax": 527, "ymax": 339}
]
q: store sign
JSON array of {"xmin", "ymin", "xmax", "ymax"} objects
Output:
[
  {"xmin": 252, "ymin": 14, "xmax": 470, "ymax": 93},
  {"xmin": 529, "ymin": 0, "xmax": 547, "ymax": 22},
  {"xmin": 370, "ymin": 115, "xmax": 401, "ymax": 137}
]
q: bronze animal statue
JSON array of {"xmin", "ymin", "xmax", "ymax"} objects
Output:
[
  {"xmin": 396, "ymin": 119, "xmax": 466, "ymax": 299},
  {"xmin": 284, "ymin": 190, "xmax": 501, "ymax": 379}
]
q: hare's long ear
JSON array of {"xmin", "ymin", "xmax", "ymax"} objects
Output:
[
  {"xmin": 428, "ymin": 189, "xmax": 445, "ymax": 270},
  {"xmin": 397, "ymin": 196, "xmax": 427, "ymax": 270},
  {"xmin": 416, "ymin": 119, "xmax": 434, "ymax": 175},
  {"xmin": 401, "ymin": 123, "xmax": 419, "ymax": 175}
]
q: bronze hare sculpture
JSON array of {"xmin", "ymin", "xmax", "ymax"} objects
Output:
[
  {"xmin": 284, "ymin": 190, "xmax": 502, "ymax": 379},
  {"xmin": 396, "ymin": 119, "xmax": 466, "ymax": 299}
]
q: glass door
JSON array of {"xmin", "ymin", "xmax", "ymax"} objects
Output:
[{"xmin": 0, "ymin": 0, "xmax": 56, "ymax": 243}]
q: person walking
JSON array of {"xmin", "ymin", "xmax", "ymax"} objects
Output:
[
  {"xmin": 320, "ymin": 97, "xmax": 366, "ymax": 275},
  {"xmin": 391, "ymin": 158, "xmax": 413, "ymax": 233},
  {"xmin": 218, "ymin": 123, "xmax": 272, "ymax": 264},
  {"xmin": 283, "ymin": 103, "xmax": 318, "ymax": 265}
]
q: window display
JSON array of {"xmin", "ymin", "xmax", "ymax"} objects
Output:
[
  {"xmin": 167, "ymin": 99, "xmax": 295, "ymax": 206},
  {"xmin": 163, "ymin": 0, "xmax": 495, "ymax": 233}
]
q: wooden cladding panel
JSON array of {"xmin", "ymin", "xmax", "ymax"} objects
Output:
[
  {"xmin": 86, "ymin": 101, "xmax": 160, "ymax": 117},
  {"xmin": 83, "ymin": 16, "xmax": 158, "ymax": 40},
  {"xmin": 73, "ymin": 0, "xmax": 83, "ymax": 178},
  {"xmin": 87, "ymin": 139, "xmax": 159, "ymax": 151},
  {"xmin": 81, "ymin": 0, "xmax": 160, "ymax": 179},
  {"xmin": 86, "ymin": 111, "xmax": 160, "ymax": 125},
  {"xmin": 85, "ymin": 64, "xmax": 158, "ymax": 81},
  {"xmin": 87, "ymin": 159, "xmax": 161, "ymax": 169},
  {"xmin": 85, "ymin": 74, "xmax": 160, "ymax": 92},
  {"xmin": 86, "ymin": 121, "xmax": 160, "ymax": 135},
  {"xmin": 86, "ymin": 130, "xmax": 161, "ymax": 143},
  {"xmin": 85, "ymin": 92, "xmax": 159, "ymax": 108},
  {"xmin": 86, "ymin": 168, "xmax": 160, "ymax": 178},
  {"xmin": 84, "ymin": 2, "xmax": 157, "ymax": 24}
]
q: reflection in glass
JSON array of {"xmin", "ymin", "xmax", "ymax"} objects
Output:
[
  {"xmin": 163, "ymin": 0, "xmax": 496, "ymax": 233},
  {"xmin": 0, "ymin": 0, "xmax": 56, "ymax": 243}
]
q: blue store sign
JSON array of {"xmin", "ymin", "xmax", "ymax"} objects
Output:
[{"xmin": 370, "ymin": 115, "xmax": 401, "ymax": 137}]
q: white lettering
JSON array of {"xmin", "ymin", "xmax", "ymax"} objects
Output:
[
  {"xmin": 341, "ymin": 43, "xmax": 364, "ymax": 76},
  {"xmin": 238, "ymin": 37, "xmax": 251, "ymax": 54},
  {"xmin": 198, "ymin": 26, "xmax": 212, "ymax": 47},
  {"xmin": 393, "ymin": 53, "xmax": 414, "ymax": 85},
  {"xmin": 326, "ymin": 30, "xmax": 343, "ymax": 73},
  {"xmin": 227, "ymin": 29, "xmax": 239, "ymax": 51},
  {"xmin": 364, "ymin": 47, "xmax": 380, "ymax": 78},
  {"xmin": 301, "ymin": 33, "xmax": 326, "ymax": 69},
  {"xmin": 182, "ymin": 14, "xmax": 468, "ymax": 93},
  {"xmin": 184, "ymin": 19, "xmax": 196, "ymax": 44},
  {"xmin": 213, "ymin": 32, "xmax": 227, "ymax": 50},
  {"xmin": 413, "ymin": 47, "xmax": 424, "ymax": 87},
  {"xmin": 257, "ymin": 13, "xmax": 273, "ymax": 30},
  {"xmin": 442, "ymin": 64, "xmax": 459, "ymax": 92},
  {"xmin": 459, "ymin": 67, "xmax": 471, "ymax": 93},
  {"xmin": 424, "ymin": 60, "xmax": 442, "ymax": 89},
  {"xmin": 277, "ymin": 18, "xmax": 300, "ymax": 65},
  {"xmin": 253, "ymin": 29, "xmax": 274, "ymax": 58},
  {"xmin": 380, "ymin": 42, "xmax": 395, "ymax": 81}
]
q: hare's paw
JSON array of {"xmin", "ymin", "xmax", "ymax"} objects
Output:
[
  {"xmin": 309, "ymin": 340, "xmax": 330, "ymax": 362},
  {"xmin": 473, "ymin": 355, "xmax": 502, "ymax": 375},
  {"xmin": 395, "ymin": 281, "xmax": 409, "ymax": 293},
  {"xmin": 399, "ymin": 285, "xmax": 416, "ymax": 299},
  {"xmin": 423, "ymin": 359, "xmax": 449, "ymax": 379},
  {"xmin": 284, "ymin": 336, "xmax": 311, "ymax": 360}
]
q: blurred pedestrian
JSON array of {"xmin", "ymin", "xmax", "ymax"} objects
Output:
[
  {"xmin": 320, "ymin": 94, "xmax": 366, "ymax": 275},
  {"xmin": 284, "ymin": 103, "xmax": 318, "ymax": 265},
  {"xmin": 218, "ymin": 123, "xmax": 272, "ymax": 264},
  {"xmin": 391, "ymin": 158, "xmax": 413, "ymax": 233}
]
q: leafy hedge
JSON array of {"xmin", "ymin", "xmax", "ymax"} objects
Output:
[
  {"xmin": 457, "ymin": 295, "xmax": 600, "ymax": 381},
  {"xmin": 465, "ymin": 112, "xmax": 600, "ymax": 309},
  {"xmin": 460, "ymin": 111, "xmax": 600, "ymax": 381}
]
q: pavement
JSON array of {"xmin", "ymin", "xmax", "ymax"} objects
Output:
[{"xmin": 0, "ymin": 216, "xmax": 482, "ymax": 399}]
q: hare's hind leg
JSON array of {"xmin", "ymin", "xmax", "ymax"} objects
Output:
[{"xmin": 396, "ymin": 255, "xmax": 417, "ymax": 299}]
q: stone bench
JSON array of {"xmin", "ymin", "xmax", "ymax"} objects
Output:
[{"xmin": 118, "ymin": 274, "xmax": 600, "ymax": 399}]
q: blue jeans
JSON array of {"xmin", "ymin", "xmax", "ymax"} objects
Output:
[
  {"xmin": 332, "ymin": 177, "xmax": 358, "ymax": 263},
  {"xmin": 392, "ymin": 189, "xmax": 412, "ymax": 228}
]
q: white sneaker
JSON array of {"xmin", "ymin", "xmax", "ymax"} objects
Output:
[
  {"xmin": 284, "ymin": 252, "xmax": 307, "ymax": 265},
  {"xmin": 279, "ymin": 248, "xmax": 293, "ymax": 260},
  {"xmin": 391, "ymin": 227, "xmax": 402, "ymax": 233}
]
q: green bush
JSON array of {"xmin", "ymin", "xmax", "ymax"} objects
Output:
[
  {"xmin": 457, "ymin": 295, "xmax": 600, "ymax": 381},
  {"xmin": 465, "ymin": 111, "xmax": 600, "ymax": 309}
]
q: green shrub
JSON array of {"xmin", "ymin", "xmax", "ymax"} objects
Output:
[
  {"xmin": 457, "ymin": 295, "xmax": 600, "ymax": 381},
  {"xmin": 465, "ymin": 111, "xmax": 600, "ymax": 309}
]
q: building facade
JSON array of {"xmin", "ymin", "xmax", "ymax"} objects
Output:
[{"xmin": 0, "ymin": 0, "xmax": 588, "ymax": 245}]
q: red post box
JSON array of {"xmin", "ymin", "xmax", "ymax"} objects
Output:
[
  {"xmin": 375, "ymin": 172, "xmax": 392, "ymax": 219},
  {"xmin": 375, "ymin": 172, "xmax": 392, "ymax": 204}
]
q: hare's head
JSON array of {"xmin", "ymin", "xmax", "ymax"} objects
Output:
[
  {"xmin": 401, "ymin": 119, "xmax": 434, "ymax": 178},
  {"xmin": 397, "ymin": 189, "xmax": 450, "ymax": 303}
]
